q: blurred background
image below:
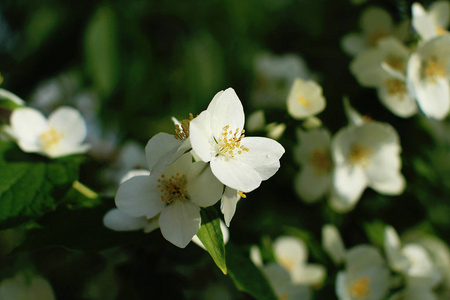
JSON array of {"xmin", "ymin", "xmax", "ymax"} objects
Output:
[{"xmin": 1, "ymin": 0, "xmax": 450, "ymax": 299}]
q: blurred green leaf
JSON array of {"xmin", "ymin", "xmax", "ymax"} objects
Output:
[
  {"xmin": 227, "ymin": 243, "xmax": 277, "ymax": 300},
  {"xmin": 197, "ymin": 207, "xmax": 227, "ymax": 275},
  {"xmin": 364, "ymin": 220, "xmax": 386, "ymax": 249},
  {"xmin": 0, "ymin": 142, "xmax": 81, "ymax": 229},
  {"xmin": 85, "ymin": 5, "xmax": 120, "ymax": 98}
]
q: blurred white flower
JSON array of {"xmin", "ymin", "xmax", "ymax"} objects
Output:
[
  {"xmin": 412, "ymin": 2, "xmax": 450, "ymax": 42},
  {"xmin": 341, "ymin": 7, "xmax": 409, "ymax": 56},
  {"xmin": 384, "ymin": 226, "xmax": 442, "ymax": 289},
  {"xmin": 9, "ymin": 106, "xmax": 90, "ymax": 158},
  {"xmin": 0, "ymin": 273, "xmax": 55, "ymax": 300},
  {"xmin": 331, "ymin": 121, "xmax": 405, "ymax": 212},
  {"xmin": 190, "ymin": 88, "xmax": 285, "ymax": 193},
  {"xmin": 294, "ymin": 128, "xmax": 333, "ymax": 203},
  {"xmin": 251, "ymin": 53, "xmax": 313, "ymax": 109},
  {"xmin": 262, "ymin": 263, "xmax": 311, "ymax": 300},
  {"xmin": 350, "ymin": 37, "xmax": 417, "ymax": 118},
  {"xmin": 407, "ymin": 35, "xmax": 450, "ymax": 120},
  {"xmin": 273, "ymin": 236, "xmax": 326, "ymax": 286},
  {"xmin": 389, "ymin": 287, "xmax": 437, "ymax": 300},
  {"xmin": 287, "ymin": 78, "xmax": 326, "ymax": 119},
  {"xmin": 336, "ymin": 245, "xmax": 390, "ymax": 300},
  {"xmin": 322, "ymin": 224, "xmax": 346, "ymax": 265},
  {"xmin": 115, "ymin": 138, "xmax": 223, "ymax": 248}
]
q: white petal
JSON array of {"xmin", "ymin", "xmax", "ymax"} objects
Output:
[
  {"xmin": 343, "ymin": 97, "xmax": 364, "ymax": 126},
  {"xmin": 361, "ymin": 7, "xmax": 393, "ymax": 36},
  {"xmin": 412, "ymin": 3, "xmax": 438, "ymax": 41},
  {"xmin": 273, "ymin": 236, "xmax": 308, "ymax": 270},
  {"xmin": 384, "ymin": 226, "xmax": 410, "ymax": 272},
  {"xmin": 287, "ymin": 79, "xmax": 326, "ymax": 119},
  {"xmin": 103, "ymin": 208, "xmax": 147, "ymax": 231},
  {"xmin": 332, "ymin": 164, "xmax": 368, "ymax": 208},
  {"xmin": 207, "ymin": 88, "xmax": 245, "ymax": 138},
  {"xmin": 350, "ymin": 49, "xmax": 386, "ymax": 87},
  {"xmin": 429, "ymin": 1, "xmax": 450, "ymax": 28},
  {"xmin": 143, "ymin": 215, "xmax": 160, "ymax": 233},
  {"xmin": 335, "ymin": 271, "xmax": 350, "ymax": 300},
  {"xmin": 220, "ymin": 187, "xmax": 240, "ymax": 226},
  {"xmin": 294, "ymin": 128, "xmax": 331, "ymax": 165},
  {"xmin": 187, "ymin": 162, "xmax": 223, "ymax": 207},
  {"xmin": 145, "ymin": 132, "xmax": 184, "ymax": 173},
  {"xmin": 341, "ymin": 33, "xmax": 367, "ymax": 56},
  {"xmin": 211, "ymin": 155, "xmax": 262, "ymax": 193},
  {"xmin": 291, "ymin": 264, "xmax": 326, "ymax": 286},
  {"xmin": 294, "ymin": 165, "xmax": 332, "ymax": 203},
  {"xmin": 346, "ymin": 245, "xmax": 385, "ymax": 274},
  {"xmin": 239, "ymin": 137, "xmax": 285, "ymax": 180},
  {"xmin": 415, "ymin": 77, "xmax": 450, "ymax": 120},
  {"xmin": 120, "ymin": 169, "xmax": 151, "ymax": 184},
  {"xmin": 189, "ymin": 110, "xmax": 214, "ymax": 162},
  {"xmin": 322, "ymin": 224, "xmax": 346, "ymax": 265},
  {"xmin": 369, "ymin": 171, "xmax": 405, "ymax": 195},
  {"xmin": 250, "ymin": 246, "xmax": 263, "ymax": 267},
  {"xmin": 48, "ymin": 106, "xmax": 87, "ymax": 146},
  {"xmin": 115, "ymin": 175, "xmax": 165, "ymax": 218},
  {"xmin": 159, "ymin": 201, "xmax": 201, "ymax": 248},
  {"xmin": 10, "ymin": 107, "xmax": 48, "ymax": 152},
  {"xmin": 377, "ymin": 83, "xmax": 418, "ymax": 118}
]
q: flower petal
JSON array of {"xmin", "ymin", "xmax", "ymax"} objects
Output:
[
  {"xmin": 187, "ymin": 162, "xmax": 223, "ymax": 207},
  {"xmin": 211, "ymin": 155, "xmax": 262, "ymax": 193},
  {"xmin": 412, "ymin": 3, "xmax": 438, "ymax": 41},
  {"xmin": 332, "ymin": 164, "xmax": 368, "ymax": 209},
  {"xmin": 10, "ymin": 107, "xmax": 48, "ymax": 152},
  {"xmin": 145, "ymin": 132, "xmax": 184, "ymax": 173},
  {"xmin": 220, "ymin": 187, "xmax": 240, "ymax": 226},
  {"xmin": 295, "ymin": 165, "xmax": 332, "ymax": 203},
  {"xmin": 48, "ymin": 106, "xmax": 87, "ymax": 145},
  {"xmin": 415, "ymin": 77, "xmax": 450, "ymax": 120},
  {"xmin": 115, "ymin": 175, "xmax": 164, "ymax": 218},
  {"xmin": 103, "ymin": 208, "xmax": 146, "ymax": 231},
  {"xmin": 322, "ymin": 224, "xmax": 346, "ymax": 264},
  {"xmin": 189, "ymin": 110, "xmax": 214, "ymax": 162},
  {"xmin": 159, "ymin": 201, "xmax": 201, "ymax": 248}
]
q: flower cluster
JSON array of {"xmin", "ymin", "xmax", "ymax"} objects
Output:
[
  {"xmin": 346, "ymin": 2, "xmax": 450, "ymax": 120},
  {"xmin": 109, "ymin": 88, "xmax": 284, "ymax": 247}
]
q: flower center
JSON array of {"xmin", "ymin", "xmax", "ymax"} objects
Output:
[
  {"xmin": 216, "ymin": 125, "xmax": 249, "ymax": 157},
  {"xmin": 368, "ymin": 30, "xmax": 387, "ymax": 48},
  {"xmin": 39, "ymin": 126, "xmax": 64, "ymax": 151},
  {"xmin": 436, "ymin": 25, "xmax": 447, "ymax": 36},
  {"xmin": 297, "ymin": 95, "xmax": 310, "ymax": 108},
  {"xmin": 385, "ymin": 79, "xmax": 407, "ymax": 96},
  {"xmin": 278, "ymin": 257, "xmax": 295, "ymax": 272},
  {"xmin": 310, "ymin": 149, "xmax": 331, "ymax": 176},
  {"xmin": 385, "ymin": 56, "xmax": 404, "ymax": 71},
  {"xmin": 425, "ymin": 57, "xmax": 447, "ymax": 82},
  {"xmin": 350, "ymin": 276, "xmax": 371, "ymax": 299},
  {"xmin": 157, "ymin": 173, "xmax": 188, "ymax": 204},
  {"xmin": 174, "ymin": 113, "xmax": 193, "ymax": 140},
  {"xmin": 349, "ymin": 143, "xmax": 372, "ymax": 166}
]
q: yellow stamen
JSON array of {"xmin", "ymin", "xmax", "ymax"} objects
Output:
[
  {"xmin": 436, "ymin": 25, "xmax": 447, "ymax": 36},
  {"xmin": 39, "ymin": 126, "xmax": 64, "ymax": 151},
  {"xmin": 350, "ymin": 276, "xmax": 371, "ymax": 299},
  {"xmin": 216, "ymin": 125, "xmax": 249, "ymax": 158},
  {"xmin": 174, "ymin": 113, "xmax": 194, "ymax": 140},
  {"xmin": 349, "ymin": 143, "xmax": 372, "ymax": 166},
  {"xmin": 425, "ymin": 57, "xmax": 447, "ymax": 82},
  {"xmin": 297, "ymin": 95, "xmax": 310, "ymax": 108},
  {"xmin": 310, "ymin": 149, "xmax": 331, "ymax": 176},
  {"xmin": 159, "ymin": 173, "xmax": 188, "ymax": 204},
  {"xmin": 238, "ymin": 191, "xmax": 247, "ymax": 198},
  {"xmin": 385, "ymin": 79, "xmax": 407, "ymax": 96}
]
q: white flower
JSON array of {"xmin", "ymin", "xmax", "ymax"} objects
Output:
[
  {"xmin": 287, "ymin": 78, "xmax": 326, "ymax": 119},
  {"xmin": 262, "ymin": 263, "xmax": 311, "ymax": 300},
  {"xmin": 273, "ymin": 236, "xmax": 326, "ymax": 286},
  {"xmin": 115, "ymin": 138, "xmax": 223, "ymax": 248},
  {"xmin": 331, "ymin": 121, "xmax": 405, "ymax": 212},
  {"xmin": 389, "ymin": 287, "xmax": 437, "ymax": 300},
  {"xmin": 220, "ymin": 186, "xmax": 241, "ymax": 227},
  {"xmin": 341, "ymin": 7, "xmax": 409, "ymax": 56},
  {"xmin": 294, "ymin": 128, "xmax": 333, "ymax": 203},
  {"xmin": 322, "ymin": 224, "xmax": 346, "ymax": 265},
  {"xmin": 350, "ymin": 37, "xmax": 418, "ymax": 118},
  {"xmin": 384, "ymin": 226, "xmax": 442, "ymax": 288},
  {"xmin": 336, "ymin": 245, "xmax": 390, "ymax": 300},
  {"xmin": 189, "ymin": 88, "xmax": 285, "ymax": 193},
  {"xmin": 9, "ymin": 106, "xmax": 90, "ymax": 158},
  {"xmin": 407, "ymin": 35, "xmax": 450, "ymax": 120},
  {"xmin": 412, "ymin": 2, "xmax": 450, "ymax": 42},
  {"xmin": 0, "ymin": 273, "xmax": 55, "ymax": 300}
]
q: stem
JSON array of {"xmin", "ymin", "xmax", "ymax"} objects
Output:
[{"xmin": 72, "ymin": 181, "xmax": 98, "ymax": 199}]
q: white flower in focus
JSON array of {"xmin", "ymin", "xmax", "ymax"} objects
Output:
[
  {"xmin": 189, "ymin": 88, "xmax": 285, "ymax": 193},
  {"xmin": 407, "ymin": 35, "xmax": 450, "ymax": 120},
  {"xmin": 273, "ymin": 236, "xmax": 326, "ymax": 286},
  {"xmin": 0, "ymin": 273, "xmax": 55, "ymax": 300},
  {"xmin": 9, "ymin": 106, "xmax": 90, "ymax": 158},
  {"xmin": 331, "ymin": 121, "xmax": 405, "ymax": 212},
  {"xmin": 322, "ymin": 224, "xmax": 346, "ymax": 265},
  {"xmin": 262, "ymin": 263, "xmax": 311, "ymax": 300},
  {"xmin": 336, "ymin": 245, "xmax": 390, "ymax": 300},
  {"xmin": 350, "ymin": 37, "xmax": 418, "ymax": 118},
  {"xmin": 341, "ymin": 7, "xmax": 409, "ymax": 56},
  {"xmin": 287, "ymin": 78, "xmax": 326, "ymax": 119},
  {"xmin": 294, "ymin": 128, "xmax": 333, "ymax": 203},
  {"xmin": 115, "ymin": 141, "xmax": 224, "ymax": 248},
  {"xmin": 412, "ymin": 2, "xmax": 450, "ymax": 42},
  {"xmin": 220, "ymin": 186, "xmax": 242, "ymax": 227}
]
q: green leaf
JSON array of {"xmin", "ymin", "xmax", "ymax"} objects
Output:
[
  {"xmin": 0, "ymin": 142, "xmax": 81, "ymax": 229},
  {"xmin": 227, "ymin": 243, "xmax": 277, "ymax": 300},
  {"xmin": 364, "ymin": 220, "xmax": 386, "ymax": 248},
  {"xmin": 85, "ymin": 5, "xmax": 120, "ymax": 98},
  {"xmin": 197, "ymin": 207, "xmax": 227, "ymax": 274}
]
